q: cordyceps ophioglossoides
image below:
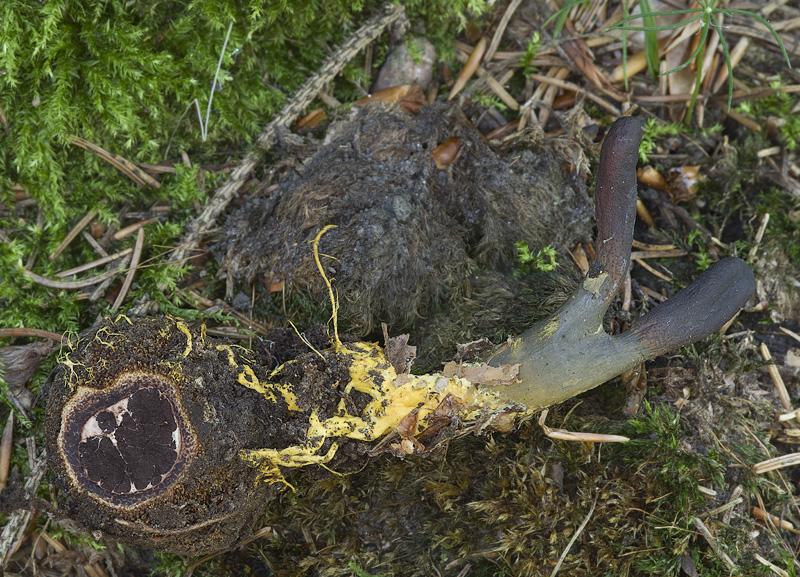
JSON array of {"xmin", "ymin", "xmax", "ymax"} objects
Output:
[{"xmin": 39, "ymin": 117, "xmax": 754, "ymax": 556}]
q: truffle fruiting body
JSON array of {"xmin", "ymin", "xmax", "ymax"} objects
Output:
[
  {"xmin": 45, "ymin": 316, "xmax": 279, "ymax": 556},
  {"xmin": 45, "ymin": 315, "xmax": 520, "ymax": 555}
]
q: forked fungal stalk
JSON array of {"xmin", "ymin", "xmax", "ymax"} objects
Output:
[
  {"xmin": 38, "ymin": 117, "xmax": 756, "ymax": 556},
  {"xmin": 490, "ymin": 117, "xmax": 755, "ymax": 408}
]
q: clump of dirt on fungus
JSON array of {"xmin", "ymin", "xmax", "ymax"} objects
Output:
[{"xmin": 217, "ymin": 101, "xmax": 590, "ymax": 367}]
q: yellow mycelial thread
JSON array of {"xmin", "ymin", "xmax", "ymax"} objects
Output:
[
  {"xmin": 233, "ymin": 227, "xmax": 520, "ymax": 487},
  {"xmin": 235, "ymin": 227, "xmax": 518, "ymax": 485},
  {"xmin": 239, "ymin": 339, "xmax": 513, "ymax": 486}
]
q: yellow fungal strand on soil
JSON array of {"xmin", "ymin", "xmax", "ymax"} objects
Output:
[
  {"xmin": 215, "ymin": 343, "xmax": 301, "ymax": 410},
  {"xmin": 231, "ymin": 226, "xmax": 526, "ymax": 487},
  {"xmin": 239, "ymin": 338, "xmax": 520, "ymax": 486},
  {"xmin": 175, "ymin": 320, "xmax": 193, "ymax": 357},
  {"xmin": 312, "ymin": 225, "xmax": 342, "ymax": 349}
]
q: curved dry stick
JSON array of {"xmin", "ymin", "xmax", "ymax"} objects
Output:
[{"xmin": 490, "ymin": 117, "xmax": 755, "ymax": 409}]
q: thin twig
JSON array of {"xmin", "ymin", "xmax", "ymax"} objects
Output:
[
  {"xmin": 692, "ymin": 517, "xmax": 738, "ymax": 571},
  {"xmin": 56, "ymin": 248, "xmax": 133, "ymax": 278},
  {"xmin": 0, "ymin": 328, "xmax": 64, "ymax": 342},
  {"xmin": 81, "ymin": 230, "xmax": 109, "ymax": 258},
  {"xmin": 526, "ymin": 73, "xmax": 620, "ymax": 115},
  {"xmin": 49, "ymin": 209, "xmax": 98, "ymax": 261},
  {"xmin": 170, "ymin": 2, "xmax": 407, "ymax": 265},
  {"xmin": 780, "ymin": 326, "xmax": 800, "ymax": 344},
  {"xmin": 24, "ymin": 267, "xmax": 121, "ymax": 290},
  {"xmin": 0, "ymin": 412, "xmax": 13, "ymax": 489},
  {"xmin": 112, "ymin": 228, "xmax": 145, "ymax": 311},
  {"xmin": 761, "ymin": 343, "xmax": 791, "ymax": 411},
  {"xmin": 550, "ymin": 496, "xmax": 598, "ymax": 577},
  {"xmin": 485, "ymin": 0, "xmax": 524, "ymax": 63},
  {"xmin": 89, "ymin": 254, "xmax": 132, "ymax": 302},
  {"xmin": 70, "ymin": 136, "xmax": 160, "ymax": 188},
  {"xmin": 113, "ymin": 218, "xmax": 159, "ymax": 241}
]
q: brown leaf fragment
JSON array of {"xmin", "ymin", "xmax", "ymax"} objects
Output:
[
  {"xmin": 431, "ymin": 136, "xmax": 461, "ymax": 170},
  {"xmin": 0, "ymin": 340, "xmax": 51, "ymax": 418},
  {"xmin": 637, "ymin": 166, "xmax": 667, "ymax": 190},
  {"xmin": 454, "ymin": 338, "xmax": 494, "ymax": 363},
  {"xmin": 415, "ymin": 394, "xmax": 464, "ymax": 445},
  {"xmin": 382, "ymin": 324, "xmax": 417, "ymax": 374},
  {"xmin": 480, "ymin": 410, "xmax": 517, "ymax": 434},
  {"xmin": 355, "ymin": 83, "xmax": 427, "ymax": 115},
  {"xmin": 291, "ymin": 108, "xmax": 327, "ymax": 132},
  {"xmin": 622, "ymin": 363, "xmax": 647, "ymax": 416},
  {"xmin": 666, "ymin": 166, "xmax": 702, "ymax": 203},
  {"xmin": 395, "ymin": 407, "xmax": 420, "ymax": 437},
  {"xmin": 441, "ymin": 361, "xmax": 520, "ymax": 385}
]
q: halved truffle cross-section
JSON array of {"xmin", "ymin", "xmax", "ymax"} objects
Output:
[{"xmin": 60, "ymin": 372, "xmax": 192, "ymax": 507}]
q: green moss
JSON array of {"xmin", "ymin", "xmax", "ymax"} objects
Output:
[
  {"xmin": 756, "ymin": 188, "xmax": 800, "ymax": 267},
  {"xmin": 0, "ymin": 0, "xmax": 491, "ymax": 333},
  {"xmin": 737, "ymin": 80, "xmax": 800, "ymax": 152}
]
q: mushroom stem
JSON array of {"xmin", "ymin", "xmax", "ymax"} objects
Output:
[{"xmin": 489, "ymin": 117, "xmax": 755, "ymax": 409}]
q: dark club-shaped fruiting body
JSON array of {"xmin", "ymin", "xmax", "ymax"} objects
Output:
[
  {"xmin": 489, "ymin": 118, "xmax": 756, "ymax": 407},
  {"xmin": 41, "ymin": 117, "xmax": 756, "ymax": 556}
]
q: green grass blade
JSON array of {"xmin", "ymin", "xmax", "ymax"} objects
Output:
[
  {"xmin": 685, "ymin": 14, "xmax": 710, "ymax": 126},
  {"xmin": 622, "ymin": 0, "xmax": 629, "ymax": 90},
  {"xmin": 659, "ymin": 25, "xmax": 708, "ymax": 76},
  {"xmin": 721, "ymin": 9, "xmax": 792, "ymax": 68},
  {"xmin": 546, "ymin": 0, "xmax": 591, "ymax": 39},
  {"xmin": 710, "ymin": 12, "xmax": 734, "ymax": 111},
  {"xmin": 607, "ymin": 9, "xmax": 700, "ymax": 31},
  {"xmin": 638, "ymin": 0, "xmax": 660, "ymax": 80},
  {"xmin": 608, "ymin": 11, "xmax": 703, "ymax": 33}
]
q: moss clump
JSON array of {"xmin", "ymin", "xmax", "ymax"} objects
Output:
[{"xmin": 0, "ymin": 0, "xmax": 491, "ymax": 335}]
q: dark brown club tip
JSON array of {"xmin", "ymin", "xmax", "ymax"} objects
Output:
[
  {"xmin": 591, "ymin": 115, "xmax": 643, "ymax": 292},
  {"xmin": 624, "ymin": 257, "xmax": 756, "ymax": 356}
]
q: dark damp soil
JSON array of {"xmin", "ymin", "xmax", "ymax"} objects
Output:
[{"xmin": 216, "ymin": 101, "xmax": 589, "ymax": 369}]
